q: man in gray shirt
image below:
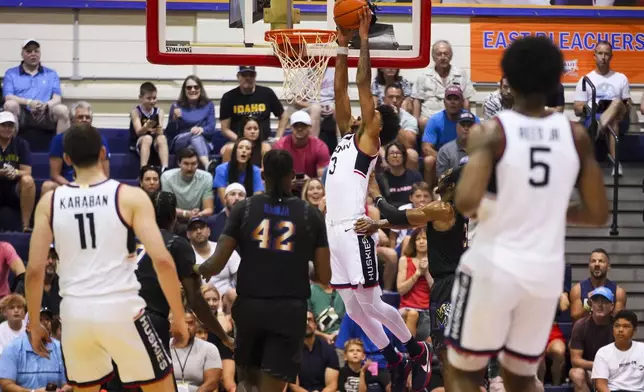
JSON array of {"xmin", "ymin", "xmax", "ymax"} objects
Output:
[{"xmin": 436, "ymin": 111, "xmax": 473, "ymax": 175}]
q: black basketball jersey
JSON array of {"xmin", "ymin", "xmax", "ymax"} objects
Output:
[
  {"xmin": 222, "ymin": 194, "xmax": 328, "ymax": 300},
  {"xmin": 427, "ymin": 210, "xmax": 468, "ymax": 280},
  {"xmin": 136, "ymin": 229, "xmax": 196, "ymax": 318}
]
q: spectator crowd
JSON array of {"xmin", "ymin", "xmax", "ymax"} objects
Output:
[{"xmin": 1, "ymin": 36, "xmax": 644, "ymax": 392}]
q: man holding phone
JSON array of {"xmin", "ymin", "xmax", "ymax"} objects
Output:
[{"xmin": 273, "ymin": 111, "xmax": 331, "ymax": 186}]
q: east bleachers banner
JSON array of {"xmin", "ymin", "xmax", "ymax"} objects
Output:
[{"xmin": 470, "ymin": 17, "xmax": 644, "ymax": 84}]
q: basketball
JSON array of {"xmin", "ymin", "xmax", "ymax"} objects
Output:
[{"xmin": 333, "ymin": 0, "xmax": 367, "ymax": 30}]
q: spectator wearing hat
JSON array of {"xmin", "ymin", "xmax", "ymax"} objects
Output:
[
  {"xmin": 421, "ymin": 86, "xmax": 480, "ymax": 187},
  {"xmin": 569, "ymin": 287, "xmax": 616, "ymax": 392},
  {"xmin": 274, "ymin": 110, "xmax": 330, "ymax": 184},
  {"xmin": 436, "ymin": 111, "xmax": 475, "ymax": 176},
  {"xmin": 0, "ymin": 308, "xmax": 68, "ymax": 392},
  {"xmin": 161, "ymin": 147, "xmax": 214, "ymax": 225},
  {"xmin": 167, "ymin": 75, "xmax": 216, "ymax": 169},
  {"xmin": 2, "ymin": 39, "xmax": 70, "ymax": 135},
  {"xmin": 219, "ymin": 66, "xmax": 288, "ymax": 142},
  {"xmin": 0, "ymin": 294, "xmax": 26, "ymax": 355},
  {"xmin": 205, "ymin": 182, "xmax": 246, "ymax": 241},
  {"xmin": 591, "ymin": 310, "xmax": 644, "ymax": 392},
  {"xmin": 0, "ymin": 112, "xmax": 35, "ymax": 232},
  {"xmin": 0, "ymin": 242, "xmax": 26, "ymax": 300},
  {"xmin": 188, "ymin": 217, "xmax": 240, "ymax": 306}
]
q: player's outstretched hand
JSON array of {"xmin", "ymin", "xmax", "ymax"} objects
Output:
[
  {"xmin": 427, "ymin": 201, "xmax": 455, "ymax": 223},
  {"xmin": 336, "ymin": 26, "xmax": 354, "ymax": 47},
  {"xmin": 358, "ymin": 7, "xmax": 372, "ymax": 40},
  {"xmin": 171, "ymin": 318, "xmax": 190, "ymax": 349},
  {"xmin": 27, "ymin": 322, "xmax": 51, "ymax": 359},
  {"xmin": 354, "ymin": 216, "xmax": 379, "ymax": 235}
]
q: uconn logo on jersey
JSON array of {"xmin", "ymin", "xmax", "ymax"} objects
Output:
[{"xmin": 333, "ymin": 141, "xmax": 351, "ymax": 155}]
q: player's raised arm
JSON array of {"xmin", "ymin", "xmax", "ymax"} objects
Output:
[
  {"xmin": 454, "ymin": 119, "xmax": 504, "ymax": 217},
  {"xmin": 122, "ymin": 185, "xmax": 188, "ymax": 343},
  {"xmin": 335, "ymin": 27, "xmax": 354, "ymax": 136},
  {"xmin": 567, "ymin": 122, "xmax": 609, "ymax": 226},
  {"xmin": 355, "ymin": 8, "xmax": 377, "ymax": 135},
  {"xmin": 25, "ymin": 191, "xmax": 55, "ymax": 357}
]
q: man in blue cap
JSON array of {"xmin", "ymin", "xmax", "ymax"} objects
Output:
[{"xmin": 569, "ymin": 286, "xmax": 615, "ymax": 392}]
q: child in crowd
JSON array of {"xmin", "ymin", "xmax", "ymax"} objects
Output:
[
  {"xmin": 338, "ymin": 339, "xmax": 391, "ymax": 392},
  {"xmin": 129, "ymin": 82, "xmax": 169, "ymax": 170}
]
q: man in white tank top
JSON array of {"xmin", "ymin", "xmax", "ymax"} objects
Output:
[
  {"xmin": 24, "ymin": 123, "xmax": 189, "ymax": 391},
  {"xmin": 442, "ymin": 37, "xmax": 609, "ymax": 392},
  {"xmin": 327, "ymin": 9, "xmax": 433, "ymax": 392}
]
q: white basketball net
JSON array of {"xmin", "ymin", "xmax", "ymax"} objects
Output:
[{"xmin": 266, "ymin": 30, "xmax": 338, "ymax": 104}]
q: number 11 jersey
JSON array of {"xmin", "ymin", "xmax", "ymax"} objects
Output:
[
  {"xmin": 467, "ymin": 110, "xmax": 579, "ymax": 294},
  {"xmin": 51, "ymin": 179, "xmax": 140, "ymax": 299}
]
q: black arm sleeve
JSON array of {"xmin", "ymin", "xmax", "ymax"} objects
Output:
[
  {"xmin": 308, "ymin": 205, "xmax": 329, "ymax": 248},
  {"xmin": 375, "ymin": 197, "xmax": 410, "ymax": 226},
  {"xmin": 222, "ymin": 199, "xmax": 247, "ymax": 241}
]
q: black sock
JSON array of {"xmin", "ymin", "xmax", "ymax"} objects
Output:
[
  {"xmin": 380, "ymin": 343, "xmax": 400, "ymax": 365},
  {"xmin": 404, "ymin": 338, "xmax": 422, "ymax": 358}
]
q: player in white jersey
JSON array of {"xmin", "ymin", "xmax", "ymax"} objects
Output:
[
  {"xmin": 327, "ymin": 9, "xmax": 435, "ymax": 392},
  {"xmin": 442, "ymin": 37, "xmax": 609, "ymax": 392},
  {"xmin": 24, "ymin": 123, "xmax": 189, "ymax": 391}
]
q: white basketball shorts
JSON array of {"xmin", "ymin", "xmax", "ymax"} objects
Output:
[
  {"xmin": 444, "ymin": 250, "xmax": 559, "ymax": 376},
  {"xmin": 60, "ymin": 295, "xmax": 172, "ymax": 387},
  {"xmin": 327, "ymin": 221, "xmax": 379, "ymax": 289}
]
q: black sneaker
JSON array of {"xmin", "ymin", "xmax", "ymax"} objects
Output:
[
  {"xmin": 389, "ymin": 353, "xmax": 410, "ymax": 392},
  {"xmin": 409, "ymin": 341, "xmax": 433, "ymax": 392}
]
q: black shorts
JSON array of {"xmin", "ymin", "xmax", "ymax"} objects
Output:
[
  {"xmin": 0, "ymin": 181, "xmax": 20, "ymax": 209},
  {"xmin": 430, "ymin": 274, "xmax": 455, "ymax": 350},
  {"xmin": 231, "ymin": 296, "xmax": 308, "ymax": 383}
]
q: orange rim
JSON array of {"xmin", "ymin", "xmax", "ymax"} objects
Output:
[{"xmin": 265, "ymin": 29, "xmax": 337, "ymax": 45}]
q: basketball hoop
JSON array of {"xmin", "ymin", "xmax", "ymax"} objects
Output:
[{"xmin": 265, "ymin": 29, "xmax": 338, "ymax": 104}]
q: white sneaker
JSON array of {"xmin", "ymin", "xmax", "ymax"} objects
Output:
[{"xmin": 611, "ymin": 163, "xmax": 623, "ymax": 177}]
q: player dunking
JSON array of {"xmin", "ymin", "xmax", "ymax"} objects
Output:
[
  {"xmin": 25, "ymin": 123, "xmax": 189, "ymax": 391},
  {"xmin": 197, "ymin": 150, "xmax": 331, "ymax": 392},
  {"xmin": 443, "ymin": 37, "xmax": 609, "ymax": 392},
  {"xmin": 327, "ymin": 8, "xmax": 435, "ymax": 392}
]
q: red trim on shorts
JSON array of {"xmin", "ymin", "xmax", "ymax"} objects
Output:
[
  {"xmin": 121, "ymin": 367, "xmax": 174, "ymax": 388},
  {"xmin": 66, "ymin": 371, "xmax": 115, "ymax": 387},
  {"xmin": 445, "ymin": 337, "xmax": 500, "ymax": 357},
  {"xmin": 354, "ymin": 170, "xmax": 367, "ymax": 178},
  {"xmin": 503, "ymin": 347, "xmax": 544, "ymax": 363},
  {"xmin": 330, "ymin": 282, "xmax": 380, "ymax": 290}
]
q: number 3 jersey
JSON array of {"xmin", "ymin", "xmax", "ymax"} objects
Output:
[
  {"xmin": 51, "ymin": 179, "xmax": 140, "ymax": 299},
  {"xmin": 464, "ymin": 110, "xmax": 580, "ymax": 295}
]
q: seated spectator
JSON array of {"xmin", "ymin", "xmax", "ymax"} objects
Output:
[
  {"xmin": 436, "ymin": 111, "xmax": 473, "ymax": 176},
  {"xmin": 220, "ymin": 116, "xmax": 271, "ymax": 166},
  {"xmin": 338, "ymin": 339, "xmax": 390, "ymax": 392},
  {"xmin": 274, "ymin": 110, "xmax": 330, "ymax": 179},
  {"xmin": 0, "ymin": 294, "xmax": 26, "ymax": 354},
  {"xmin": 301, "ymin": 178, "xmax": 326, "ymax": 215},
  {"xmin": 398, "ymin": 227, "xmax": 432, "ymax": 340},
  {"xmin": 0, "ymin": 308, "xmax": 67, "ymax": 392},
  {"xmin": 591, "ymin": 310, "xmax": 644, "ymax": 392},
  {"xmin": 167, "ymin": 75, "xmax": 216, "ymax": 169},
  {"xmin": 390, "ymin": 182, "xmax": 432, "ymax": 255},
  {"xmin": 573, "ymin": 41, "xmax": 629, "ymax": 176},
  {"xmin": 129, "ymin": 82, "xmax": 169, "ymax": 170},
  {"xmin": 219, "ymin": 66, "xmax": 287, "ymax": 142},
  {"xmin": 483, "ymin": 77, "xmax": 513, "ymax": 119},
  {"xmin": 2, "ymin": 40, "xmax": 69, "ymax": 134},
  {"xmin": 0, "ymin": 242, "xmax": 25, "ymax": 300},
  {"xmin": 293, "ymin": 67, "xmax": 337, "ymax": 153},
  {"xmin": 546, "ymin": 83, "xmax": 565, "ymax": 114},
  {"xmin": 41, "ymin": 246, "xmax": 61, "ymax": 316},
  {"xmin": 214, "ymin": 138, "xmax": 263, "ymax": 201},
  {"xmin": 421, "ymin": 86, "xmax": 479, "ymax": 187},
  {"xmin": 570, "ymin": 248, "xmax": 627, "ymax": 322},
  {"xmin": 412, "ymin": 40, "xmax": 476, "ymax": 130},
  {"xmin": 382, "ymin": 84, "xmax": 420, "ymax": 170},
  {"xmin": 0, "ymin": 112, "xmax": 35, "ymax": 232},
  {"xmin": 161, "ymin": 147, "xmax": 214, "ymax": 225},
  {"xmin": 569, "ymin": 287, "xmax": 616, "ymax": 392},
  {"xmin": 205, "ymin": 182, "xmax": 246, "ymax": 241},
  {"xmin": 201, "ymin": 284, "xmax": 234, "ymax": 335},
  {"xmin": 41, "ymin": 102, "xmax": 111, "ymax": 194},
  {"xmin": 373, "ymin": 68, "xmax": 413, "ymax": 112},
  {"xmin": 188, "ymin": 217, "xmax": 240, "ymax": 309},
  {"xmin": 139, "ymin": 165, "xmax": 161, "ymax": 197},
  {"xmin": 309, "ymin": 280, "xmax": 346, "ymax": 345},
  {"xmin": 291, "ymin": 311, "xmax": 339, "ymax": 392},
  {"xmin": 376, "ymin": 141, "xmax": 422, "ymax": 208},
  {"xmin": 170, "ymin": 311, "xmax": 222, "ymax": 392}
]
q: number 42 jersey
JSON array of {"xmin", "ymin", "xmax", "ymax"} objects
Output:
[{"xmin": 51, "ymin": 179, "xmax": 140, "ymax": 299}]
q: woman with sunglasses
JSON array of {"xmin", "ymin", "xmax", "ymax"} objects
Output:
[{"xmin": 167, "ymin": 75, "xmax": 216, "ymax": 170}]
